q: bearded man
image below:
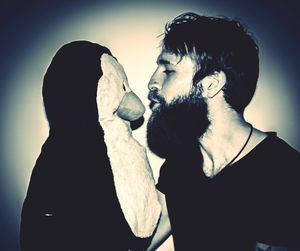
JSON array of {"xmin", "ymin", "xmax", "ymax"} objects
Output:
[{"xmin": 146, "ymin": 12, "xmax": 300, "ymax": 251}]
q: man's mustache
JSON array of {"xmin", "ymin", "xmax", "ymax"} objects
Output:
[{"xmin": 147, "ymin": 90, "xmax": 165, "ymax": 109}]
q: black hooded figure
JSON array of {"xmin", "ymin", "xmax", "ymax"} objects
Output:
[{"xmin": 20, "ymin": 41, "xmax": 147, "ymax": 251}]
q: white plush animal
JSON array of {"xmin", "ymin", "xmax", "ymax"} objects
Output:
[{"xmin": 97, "ymin": 54, "xmax": 161, "ymax": 238}]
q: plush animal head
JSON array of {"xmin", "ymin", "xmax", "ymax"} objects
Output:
[
  {"xmin": 97, "ymin": 54, "xmax": 145, "ymax": 122},
  {"xmin": 42, "ymin": 41, "xmax": 111, "ymax": 131}
]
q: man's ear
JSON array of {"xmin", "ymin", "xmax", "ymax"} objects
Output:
[{"xmin": 200, "ymin": 71, "xmax": 226, "ymax": 98}]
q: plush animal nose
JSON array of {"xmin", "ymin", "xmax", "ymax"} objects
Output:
[{"xmin": 116, "ymin": 91, "xmax": 145, "ymax": 121}]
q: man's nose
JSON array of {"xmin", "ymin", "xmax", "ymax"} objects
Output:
[{"xmin": 148, "ymin": 72, "xmax": 161, "ymax": 91}]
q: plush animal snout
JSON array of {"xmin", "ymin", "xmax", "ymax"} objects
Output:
[{"xmin": 116, "ymin": 91, "xmax": 145, "ymax": 121}]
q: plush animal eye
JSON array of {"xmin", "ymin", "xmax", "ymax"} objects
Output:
[{"xmin": 122, "ymin": 84, "xmax": 126, "ymax": 91}]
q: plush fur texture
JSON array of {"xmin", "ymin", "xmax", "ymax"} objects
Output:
[{"xmin": 98, "ymin": 54, "xmax": 161, "ymax": 237}]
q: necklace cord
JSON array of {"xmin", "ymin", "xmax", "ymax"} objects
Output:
[{"xmin": 225, "ymin": 123, "xmax": 253, "ymax": 167}]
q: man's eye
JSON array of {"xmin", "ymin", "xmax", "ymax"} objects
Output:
[{"xmin": 163, "ymin": 70, "xmax": 175, "ymax": 75}]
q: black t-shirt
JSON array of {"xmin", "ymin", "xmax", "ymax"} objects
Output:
[{"xmin": 157, "ymin": 133, "xmax": 300, "ymax": 251}]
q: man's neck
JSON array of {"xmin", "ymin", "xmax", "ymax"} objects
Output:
[{"xmin": 198, "ymin": 109, "xmax": 266, "ymax": 178}]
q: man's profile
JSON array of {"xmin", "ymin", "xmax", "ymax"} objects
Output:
[{"xmin": 145, "ymin": 12, "xmax": 300, "ymax": 251}]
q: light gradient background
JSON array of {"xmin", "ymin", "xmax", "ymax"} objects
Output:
[{"xmin": 0, "ymin": 1, "xmax": 299, "ymax": 250}]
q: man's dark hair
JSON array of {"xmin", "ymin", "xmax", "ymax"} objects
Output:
[{"xmin": 162, "ymin": 12, "xmax": 259, "ymax": 113}]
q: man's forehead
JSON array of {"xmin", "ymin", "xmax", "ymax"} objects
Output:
[
  {"xmin": 156, "ymin": 52, "xmax": 182, "ymax": 65},
  {"xmin": 157, "ymin": 51, "xmax": 196, "ymax": 70}
]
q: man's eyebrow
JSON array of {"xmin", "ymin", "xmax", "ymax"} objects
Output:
[{"xmin": 157, "ymin": 58, "xmax": 175, "ymax": 66}]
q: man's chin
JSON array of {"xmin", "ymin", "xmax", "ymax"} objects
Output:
[
  {"xmin": 147, "ymin": 120, "xmax": 201, "ymax": 158},
  {"xmin": 147, "ymin": 94, "xmax": 210, "ymax": 158},
  {"xmin": 146, "ymin": 130, "xmax": 169, "ymax": 159}
]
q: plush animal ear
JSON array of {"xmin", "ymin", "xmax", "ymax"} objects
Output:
[{"xmin": 200, "ymin": 71, "xmax": 226, "ymax": 98}]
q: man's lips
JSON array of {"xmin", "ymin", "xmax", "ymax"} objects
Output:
[
  {"xmin": 149, "ymin": 100, "xmax": 160, "ymax": 110},
  {"xmin": 148, "ymin": 91, "xmax": 163, "ymax": 110}
]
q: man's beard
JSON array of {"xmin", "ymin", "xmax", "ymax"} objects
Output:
[{"xmin": 147, "ymin": 87, "xmax": 210, "ymax": 158}]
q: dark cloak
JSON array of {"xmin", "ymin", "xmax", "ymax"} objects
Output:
[{"xmin": 20, "ymin": 41, "xmax": 148, "ymax": 251}]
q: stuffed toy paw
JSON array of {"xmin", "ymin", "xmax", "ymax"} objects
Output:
[{"xmin": 97, "ymin": 53, "xmax": 145, "ymax": 121}]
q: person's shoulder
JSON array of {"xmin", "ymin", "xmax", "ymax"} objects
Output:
[
  {"xmin": 268, "ymin": 132, "xmax": 299, "ymax": 157},
  {"xmin": 255, "ymin": 132, "xmax": 299, "ymax": 156},
  {"xmin": 257, "ymin": 132, "xmax": 300, "ymax": 174}
]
